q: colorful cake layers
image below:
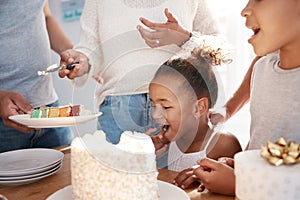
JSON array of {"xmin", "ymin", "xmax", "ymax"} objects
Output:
[{"xmin": 31, "ymin": 105, "xmax": 81, "ymax": 118}]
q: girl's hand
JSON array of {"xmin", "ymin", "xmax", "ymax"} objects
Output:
[
  {"xmin": 218, "ymin": 157, "xmax": 235, "ymax": 168},
  {"xmin": 173, "ymin": 166, "xmax": 200, "ymax": 189},
  {"xmin": 59, "ymin": 49, "xmax": 90, "ymax": 79},
  {"xmin": 149, "ymin": 128, "xmax": 170, "ymax": 150},
  {"xmin": 208, "ymin": 108, "xmax": 228, "ymax": 126},
  {"xmin": 193, "ymin": 158, "xmax": 236, "ymax": 195},
  {"xmin": 146, "ymin": 127, "xmax": 170, "ymax": 157},
  {"xmin": 137, "ymin": 8, "xmax": 190, "ymax": 48}
]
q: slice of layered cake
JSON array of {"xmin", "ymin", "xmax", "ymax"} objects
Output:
[
  {"xmin": 48, "ymin": 107, "xmax": 60, "ymax": 118},
  {"xmin": 30, "ymin": 105, "xmax": 85, "ymax": 118},
  {"xmin": 59, "ymin": 106, "xmax": 71, "ymax": 117}
]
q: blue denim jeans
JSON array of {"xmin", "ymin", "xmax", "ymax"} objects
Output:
[
  {"xmin": 98, "ymin": 93, "xmax": 158, "ymax": 144},
  {"xmin": 0, "ymin": 101, "xmax": 74, "ymax": 153}
]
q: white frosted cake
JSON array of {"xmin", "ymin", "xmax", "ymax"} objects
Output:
[
  {"xmin": 71, "ymin": 130, "xmax": 159, "ymax": 200},
  {"xmin": 235, "ymin": 150, "xmax": 300, "ymax": 200}
]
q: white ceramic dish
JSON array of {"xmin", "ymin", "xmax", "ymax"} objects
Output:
[
  {"xmin": 0, "ymin": 161, "xmax": 61, "ymax": 181},
  {"xmin": 0, "ymin": 160, "xmax": 62, "ymax": 177},
  {"xmin": 9, "ymin": 112, "xmax": 102, "ymax": 128},
  {"xmin": 47, "ymin": 180, "xmax": 189, "ymax": 200},
  {"xmin": 0, "ymin": 163, "xmax": 62, "ymax": 186},
  {"xmin": 0, "ymin": 149, "xmax": 63, "ymax": 176}
]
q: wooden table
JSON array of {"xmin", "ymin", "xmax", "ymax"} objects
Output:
[{"xmin": 0, "ymin": 147, "xmax": 235, "ymax": 200}]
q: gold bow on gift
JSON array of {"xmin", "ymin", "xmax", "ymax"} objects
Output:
[{"xmin": 260, "ymin": 137, "xmax": 300, "ymax": 166}]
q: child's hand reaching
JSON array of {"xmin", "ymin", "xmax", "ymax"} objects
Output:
[
  {"xmin": 208, "ymin": 108, "xmax": 228, "ymax": 126},
  {"xmin": 146, "ymin": 127, "xmax": 170, "ymax": 157},
  {"xmin": 218, "ymin": 157, "xmax": 234, "ymax": 168},
  {"xmin": 172, "ymin": 165, "xmax": 200, "ymax": 189},
  {"xmin": 193, "ymin": 158, "xmax": 235, "ymax": 195}
]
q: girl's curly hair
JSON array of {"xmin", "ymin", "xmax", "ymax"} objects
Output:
[{"xmin": 153, "ymin": 34, "xmax": 233, "ymax": 108}]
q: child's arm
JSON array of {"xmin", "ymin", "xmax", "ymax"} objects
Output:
[
  {"xmin": 210, "ymin": 56, "xmax": 261, "ymax": 125},
  {"xmin": 206, "ymin": 132, "xmax": 242, "ymax": 160}
]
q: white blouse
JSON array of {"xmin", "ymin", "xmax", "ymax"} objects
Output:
[{"xmin": 74, "ymin": 0, "xmax": 220, "ymax": 105}]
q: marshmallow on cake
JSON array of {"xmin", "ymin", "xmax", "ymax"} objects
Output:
[{"xmin": 71, "ymin": 130, "xmax": 159, "ymax": 200}]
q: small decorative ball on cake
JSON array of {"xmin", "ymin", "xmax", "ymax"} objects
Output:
[
  {"xmin": 234, "ymin": 138, "xmax": 300, "ymax": 200},
  {"xmin": 71, "ymin": 130, "xmax": 159, "ymax": 200}
]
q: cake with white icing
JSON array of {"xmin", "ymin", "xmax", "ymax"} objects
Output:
[
  {"xmin": 234, "ymin": 150, "xmax": 300, "ymax": 200},
  {"xmin": 71, "ymin": 130, "xmax": 159, "ymax": 200}
]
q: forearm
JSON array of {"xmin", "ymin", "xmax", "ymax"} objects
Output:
[
  {"xmin": 45, "ymin": 16, "xmax": 73, "ymax": 54},
  {"xmin": 225, "ymin": 56, "xmax": 261, "ymax": 119},
  {"xmin": 44, "ymin": 0, "xmax": 73, "ymax": 55}
]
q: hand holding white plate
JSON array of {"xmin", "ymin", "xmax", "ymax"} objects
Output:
[{"xmin": 8, "ymin": 112, "xmax": 102, "ymax": 128}]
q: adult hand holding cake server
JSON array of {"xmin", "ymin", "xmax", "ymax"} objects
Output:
[{"xmin": 37, "ymin": 62, "xmax": 79, "ymax": 76}]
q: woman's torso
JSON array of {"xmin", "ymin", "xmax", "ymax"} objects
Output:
[{"xmin": 0, "ymin": 0, "xmax": 57, "ymax": 108}]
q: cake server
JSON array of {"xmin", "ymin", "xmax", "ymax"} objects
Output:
[{"xmin": 37, "ymin": 62, "xmax": 79, "ymax": 76}]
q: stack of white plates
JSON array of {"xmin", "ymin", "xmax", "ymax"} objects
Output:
[{"xmin": 0, "ymin": 148, "xmax": 64, "ymax": 186}]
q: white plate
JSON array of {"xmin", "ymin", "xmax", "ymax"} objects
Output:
[
  {"xmin": 9, "ymin": 112, "xmax": 102, "ymax": 128},
  {"xmin": 0, "ymin": 160, "xmax": 62, "ymax": 177},
  {"xmin": 0, "ymin": 149, "xmax": 63, "ymax": 176},
  {"xmin": 0, "ymin": 163, "xmax": 62, "ymax": 186},
  {"xmin": 0, "ymin": 161, "xmax": 61, "ymax": 180},
  {"xmin": 47, "ymin": 180, "xmax": 189, "ymax": 200},
  {"xmin": 158, "ymin": 180, "xmax": 189, "ymax": 199}
]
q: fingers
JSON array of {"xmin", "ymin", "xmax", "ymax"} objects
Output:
[
  {"xmin": 60, "ymin": 49, "xmax": 76, "ymax": 65},
  {"xmin": 150, "ymin": 127, "xmax": 169, "ymax": 151},
  {"xmin": 139, "ymin": 8, "xmax": 178, "ymax": 29},
  {"xmin": 193, "ymin": 166, "xmax": 210, "ymax": 185},
  {"xmin": 218, "ymin": 157, "xmax": 235, "ymax": 168},
  {"xmin": 139, "ymin": 17, "xmax": 171, "ymax": 30},
  {"xmin": 173, "ymin": 168, "xmax": 198, "ymax": 189},
  {"xmin": 59, "ymin": 50, "xmax": 88, "ymax": 79},
  {"xmin": 92, "ymin": 70, "xmax": 104, "ymax": 84},
  {"xmin": 59, "ymin": 50, "xmax": 77, "ymax": 78},
  {"xmin": 197, "ymin": 158, "xmax": 220, "ymax": 171},
  {"xmin": 158, "ymin": 126, "xmax": 170, "ymax": 144},
  {"xmin": 151, "ymin": 135, "xmax": 166, "ymax": 151},
  {"xmin": 145, "ymin": 128, "xmax": 158, "ymax": 136},
  {"xmin": 10, "ymin": 93, "xmax": 33, "ymax": 114},
  {"xmin": 155, "ymin": 144, "xmax": 168, "ymax": 158},
  {"xmin": 139, "ymin": 17, "xmax": 157, "ymax": 29},
  {"xmin": 137, "ymin": 25, "xmax": 161, "ymax": 48},
  {"xmin": 164, "ymin": 8, "xmax": 177, "ymax": 23},
  {"xmin": 197, "ymin": 158, "xmax": 221, "ymax": 170},
  {"xmin": 193, "ymin": 158, "xmax": 220, "ymax": 182},
  {"xmin": 59, "ymin": 64, "xmax": 80, "ymax": 79},
  {"xmin": 158, "ymin": 133, "xmax": 169, "ymax": 145},
  {"xmin": 0, "ymin": 93, "xmax": 34, "ymax": 133}
]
